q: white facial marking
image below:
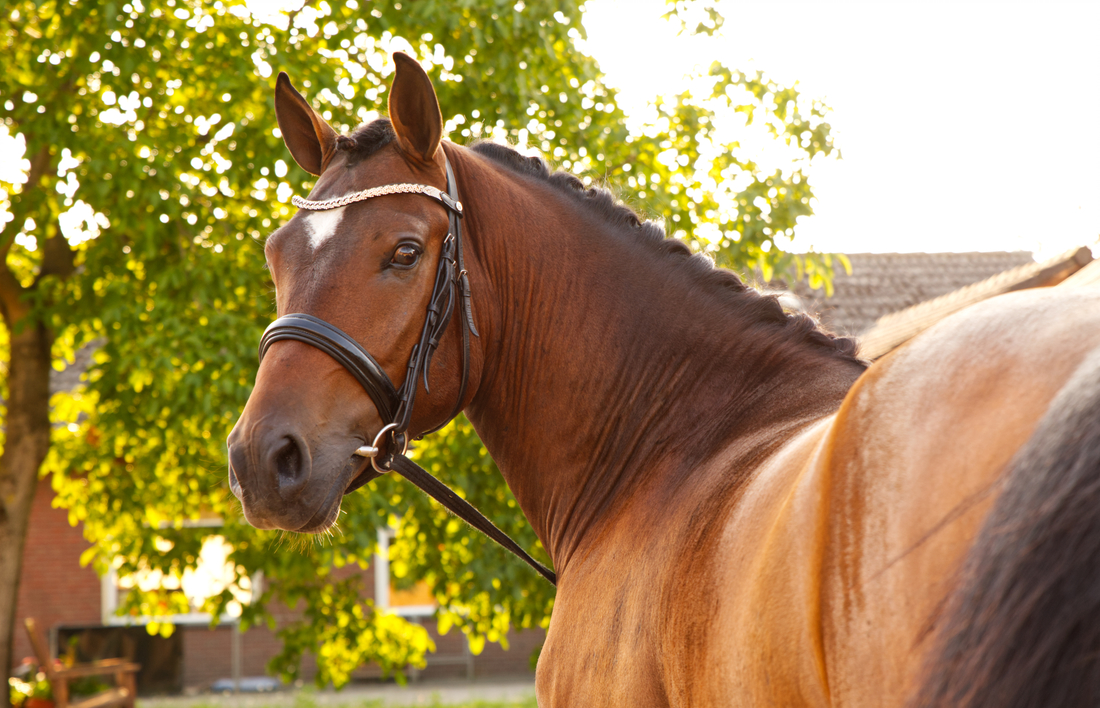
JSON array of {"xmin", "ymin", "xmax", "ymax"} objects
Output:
[{"xmin": 303, "ymin": 207, "xmax": 346, "ymax": 250}]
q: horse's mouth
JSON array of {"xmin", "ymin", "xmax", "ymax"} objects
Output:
[
  {"xmin": 291, "ymin": 453, "xmax": 379, "ymax": 533},
  {"xmin": 229, "ymin": 448, "xmax": 376, "ymax": 534},
  {"xmin": 291, "ymin": 473, "xmax": 354, "ymax": 534},
  {"xmin": 343, "ymin": 454, "xmax": 383, "ymax": 496},
  {"xmin": 293, "ymin": 497, "xmax": 343, "ymax": 534}
]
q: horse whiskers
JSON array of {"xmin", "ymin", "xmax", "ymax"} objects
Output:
[
  {"xmin": 315, "ymin": 522, "xmax": 341, "ymax": 547},
  {"xmin": 271, "ymin": 529, "xmax": 314, "ymax": 553},
  {"xmin": 271, "ymin": 530, "xmax": 288, "ymax": 551},
  {"xmin": 262, "ymin": 517, "xmax": 344, "ymax": 554}
]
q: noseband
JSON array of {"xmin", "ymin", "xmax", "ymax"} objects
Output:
[{"xmin": 256, "ymin": 149, "xmax": 555, "ymax": 585}]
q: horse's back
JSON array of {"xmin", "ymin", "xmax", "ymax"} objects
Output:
[
  {"xmin": 816, "ymin": 286, "xmax": 1100, "ymax": 705},
  {"xmin": 701, "ymin": 286, "xmax": 1100, "ymax": 707}
]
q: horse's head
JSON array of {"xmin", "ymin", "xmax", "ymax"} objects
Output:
[{"xmin": 228, "ymin": 53, "xmax": 476, "ymax": 533}]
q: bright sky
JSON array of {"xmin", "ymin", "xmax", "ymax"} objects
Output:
[
  {"xmin": 581, "ymin": 0, "xmax": 1100, "ymax": 257},
  {"xmin": 3, "ymin": 1, "xmax": 1097, "ymax": 258}
]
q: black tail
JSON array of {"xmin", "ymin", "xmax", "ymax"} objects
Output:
[{"xmin": 914, "ymin": 347, "xmax": 1100, "ymax": 708}]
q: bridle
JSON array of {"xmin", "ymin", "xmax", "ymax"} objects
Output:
[
  {"xmin": 262, "ymin": 156, "xmax": 474, "ymax": 473},
  {"xmin": 257, "ymin": 148, "xmax": 556, "ymax": 585}
]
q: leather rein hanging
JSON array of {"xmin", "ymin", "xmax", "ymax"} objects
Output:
[{"xmin": 257, "ymin": 150, "xmax": 556, "ymax": 586}]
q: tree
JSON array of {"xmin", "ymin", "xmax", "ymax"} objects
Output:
[{"xmin": 0, "ymin": 0, "xmax": 838, "ymax": 695}]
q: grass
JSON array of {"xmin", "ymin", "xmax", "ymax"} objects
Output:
[
  {"xmin": 312, "ymin": 700, "xmax": 537, "ymax": 708},
  {"xmin": 151, "ymin": 691, "xmax": 539, "ymax": 708},
  {"xmin": 353, "ymin": 701, "xmax": 536, "ymax": 708}
]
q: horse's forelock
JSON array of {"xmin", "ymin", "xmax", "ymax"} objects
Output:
[{"xmin": 338, "ymin": 118, "xmax": 398, "ymax": 163}]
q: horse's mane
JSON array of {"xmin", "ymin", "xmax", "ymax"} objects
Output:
[{"xmin": 345, "ymin": 118, "xmax": 863, "ymax": 364}]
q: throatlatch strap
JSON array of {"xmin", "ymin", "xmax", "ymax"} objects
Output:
[{"xmin": 392, "ymin": 455, "xmax": 557, "ymax": 586}]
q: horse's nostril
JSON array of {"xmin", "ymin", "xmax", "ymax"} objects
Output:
[
  {"xmin": 227, "ymin": 444, "xmax": 247, "ymax": 499},
  {"xmin": 228, "ymin": 461, "xmax": 242, "ymax": 498},
  {"xmin": 273, "ymin": 435, "xmax": 311, "ymax": 497}
]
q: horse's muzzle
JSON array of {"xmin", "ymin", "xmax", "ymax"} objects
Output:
[{"xmin": 226, "ymin": 424, "xmax": 332, "ymax": 531}]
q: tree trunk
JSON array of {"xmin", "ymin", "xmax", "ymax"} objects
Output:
[{"xmin": 0, "ymin": 319, "xmax": 52, "ymax": 706}]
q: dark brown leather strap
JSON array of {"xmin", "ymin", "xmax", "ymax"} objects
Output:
[
  {"xmin": 422, "ymin": 150, "xmax": 475, "ymax": 434},
  {"xmin": 259, "ymin": 313, "xmax": 398, "ymax": 422},
  {"xmin": 392, "ymin": 455, "xmax": 557, "ymax": 585}
]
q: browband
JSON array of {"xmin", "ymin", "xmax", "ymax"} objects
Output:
[{"xmin": 291, "ymin": 183, "xmax": 463, "ymax": 215}]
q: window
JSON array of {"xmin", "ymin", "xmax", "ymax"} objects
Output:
[
  {"xmin": 373, "ymin": 528, "xmax": 435, "ymax": 618},
  {"xmin": 101, "ymin": 533, "xmax": 260, "ymax": 626}
]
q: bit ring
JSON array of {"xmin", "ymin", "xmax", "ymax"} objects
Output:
[{"xmin": 365, "ymin": 423, "xmax": 407, "ymax": 473}]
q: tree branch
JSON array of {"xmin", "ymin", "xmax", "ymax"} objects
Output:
[
  {"xmin": 24, "ymin": 144, "xmax": 52, "ymax": 188},
  {"xmin": 0, "ymin": 261, "xmax": 29, "ymax": 328},
  {"xmin": 36, "ymin": 219, "xmax": 76, "ymax": 284},
  {"xmin": 0, "ymin": 145, "xmax": 48, "ymax": 327}
]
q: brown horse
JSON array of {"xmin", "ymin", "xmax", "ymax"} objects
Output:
[{"xmin": 228, "ymin": 53, "xmax": 1100, "ymax": 707}]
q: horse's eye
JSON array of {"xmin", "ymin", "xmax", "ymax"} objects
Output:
[{"xmin": 392, "ymin": 243, "xmax": 422, "ymax": 267}]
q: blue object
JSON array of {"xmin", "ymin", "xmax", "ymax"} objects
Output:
[{"xmin": 209, "ymin": 676, "xmax": 281, "ymax": 693}]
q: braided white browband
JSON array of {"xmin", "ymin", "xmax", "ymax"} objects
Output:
[{"xmin": 291, "ymin": 183, "xmax": 461, "ymax": 212}]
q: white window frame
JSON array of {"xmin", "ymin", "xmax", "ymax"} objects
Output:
[
  {"xmin": 100, "ymin": 568, "xmax": 262, "ymax": 627},
  {"xmin": 374, "ymin": 528, "xmax": 435, "ymax": 618}
]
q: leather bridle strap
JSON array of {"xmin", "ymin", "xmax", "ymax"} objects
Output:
[
  {"xmin": 392, "ymin": 456, "xmax": 557, "ymax": 585},
  {"xmin": 259, "ymin": 313, "xmax": 398, "ymax": 423},
  {"xmin": 259, "ymin": 149, "xmax": 556, "ymax": 586}
]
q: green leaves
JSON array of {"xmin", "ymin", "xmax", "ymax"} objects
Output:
[
  {"xmin": 662, "ymin": 0, "xmax": 726, "ymax": 36},
  {"xmin": 1, "ymin": 0, "xmax": 843, "ymax": 687},
  {"xmin": 273, "ymin": 576, "xmax": 434, "ymax": 687}
]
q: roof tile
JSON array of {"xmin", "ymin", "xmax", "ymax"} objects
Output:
[{"xmin": 788, "ymin": 251, "xmax": 1036, "ymax": 337}]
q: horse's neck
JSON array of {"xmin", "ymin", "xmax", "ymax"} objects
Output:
[{"xmin": 458, "ymin": 154, "xmax": 861, "ymax": 574}]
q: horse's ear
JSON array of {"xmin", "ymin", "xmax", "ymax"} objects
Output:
[
  {"xmin": 388, "ymin": 52, "xmax": 443, "ymax": 164},
  {"xmin": 274, "ymin": 72, "xmax": 338, "ymax": 176}
]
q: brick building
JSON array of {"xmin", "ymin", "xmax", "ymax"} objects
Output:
[
  {"xmin": 15, "ymin": 477, "xmax": 543, "ymax": 693},
  {"xmin": 14, "ymin": 477, "xmax": 102, "ymax": 667}
]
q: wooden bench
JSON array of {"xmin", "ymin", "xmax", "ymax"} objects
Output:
[{"xmin": 23, "ymin": 618, "xmax": 140, "ymax": 708}]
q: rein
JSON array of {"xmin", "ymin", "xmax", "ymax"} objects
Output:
[{"xmin": 258, "ymin": 150, "xmax": 556, "ymax": 586}]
